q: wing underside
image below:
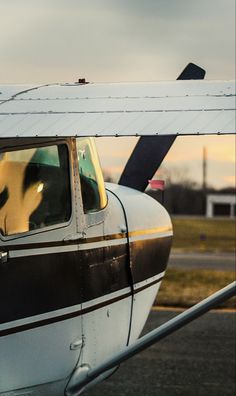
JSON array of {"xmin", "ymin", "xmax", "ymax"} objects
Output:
[{"xmin": 0, "ymin": 80, "xmax": 235, "ymax": 138}]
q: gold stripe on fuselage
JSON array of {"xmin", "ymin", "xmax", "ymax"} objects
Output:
[{"xmin": 129, "ymin": 226, "xmax": 173, "ymax": 238}]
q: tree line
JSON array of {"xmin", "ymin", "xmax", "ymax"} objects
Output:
[
  {"xmin": 147, "ymin": 184, "xmax": 235, "ymax": 215},
  {"xmin": 103, "ymin": 168, "xmax": 235, "ymax": 216}
]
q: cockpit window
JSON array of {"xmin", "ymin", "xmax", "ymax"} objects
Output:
[
  {"xmin": 0, "ymin": 144, "xmax": 71, "ymax": 236},
  {"xmin": 76, "ymin": 138, "xmax": 107, "ymax": 213}
]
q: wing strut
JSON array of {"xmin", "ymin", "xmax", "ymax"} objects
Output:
[{"xmin": 66, "ymin": 281, "xmax": 236, "ymax": 396}]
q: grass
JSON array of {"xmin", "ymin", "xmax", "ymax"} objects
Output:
[
  {"xmin": 172, "ymin": 217, "xmax": 236, "ymax": 252},
  {"xmin": 153, "ymin": 218, "xmax": 236, "ymax": 309},
  {"xmin": 155, "ymin": 268, "xmax": 236, "ymax": 309}
]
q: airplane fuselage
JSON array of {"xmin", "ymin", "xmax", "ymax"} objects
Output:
[{"xmin": 0, "ymin": 137, "xmax": 172, "ymax": 395}]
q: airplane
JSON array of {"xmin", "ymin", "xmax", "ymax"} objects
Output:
[{"xmin": 0, "ymin": 63, "xmax": 235, "ymax": 396}]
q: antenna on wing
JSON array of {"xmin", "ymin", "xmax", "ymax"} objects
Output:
[{"xmin": 118, "ymin": 63, "xmax": 206, "ymax": 192}]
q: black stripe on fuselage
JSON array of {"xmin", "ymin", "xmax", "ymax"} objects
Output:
[
  {"xmin": 0, "ymin": 235, "xmax": 171, "ymax": 327},
  {"xmin": 0, "ymin": 276, "xmax": 163, "ymax": 337},
  {"xmin": 130, "ymin": 236, "xmax": 171, "ymax": 283}
]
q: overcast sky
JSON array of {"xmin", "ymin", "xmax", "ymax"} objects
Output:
[{"xmin": 1, "ymin": 0, "xmax": 235, "ymax": 188}]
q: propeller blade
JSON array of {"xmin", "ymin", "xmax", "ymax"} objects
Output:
[
  {"xmin": 118, "ymin": 63, "xmax": 206, "ymax": 191},
  {"xmin": 177, "ymin": 62, "xmax": 206, "ymax": 80}
]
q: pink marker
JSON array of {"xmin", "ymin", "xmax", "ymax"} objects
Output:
[{"xmin": 148, "ymin": 179, "xmax": 165, "ymax": 191}]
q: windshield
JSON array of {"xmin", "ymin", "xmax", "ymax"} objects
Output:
[{"xmin": 76, "ymin": 138, "xmax": 107, "ymax": 213}]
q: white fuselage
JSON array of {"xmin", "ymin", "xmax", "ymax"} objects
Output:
[{"xmin": 0, "ymin": 139, "xmax": 172, "ymax": 396}]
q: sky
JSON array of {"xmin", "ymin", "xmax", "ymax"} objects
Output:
[{"xmin": 0, "ymin": 0, "xmax": 235, "ymax": 188}]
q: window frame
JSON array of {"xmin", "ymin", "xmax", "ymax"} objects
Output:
[
  {"xmin": 0, "ymin": 139, "xmax": 74, "ymax": 242},
  {"xmin": 76, "ymin": 137, "xmax": 108, "ymax": 221}
]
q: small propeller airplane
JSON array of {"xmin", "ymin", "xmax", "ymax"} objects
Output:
[{"xmin": 0, "ymin": 63, "xmax": 235, "ymax": 396}]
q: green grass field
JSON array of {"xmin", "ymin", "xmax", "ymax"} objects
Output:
[
  {"xmin": 172, "ymin": 217, "xmax": 236, "ymax": 252},
  {"xmin": 154, "ymin": 217, "xmax": 235, "ymax": 308},
  {"xmin": 156, "ymin": 268, "xmax": 235, "ymax": 308}
]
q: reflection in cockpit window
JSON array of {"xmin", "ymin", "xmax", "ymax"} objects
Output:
[
  {"xmin": 0, "ymin": 145, "xmax": 71, "ymax": 236},
  {"xmin": 76, "ymin": 138, "xmax": 107, "ymax": 213}
]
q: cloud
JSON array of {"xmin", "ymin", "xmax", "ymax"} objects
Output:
[
  {"xmin": 165, "ymin": 136, "xmax": 235, "ymax": 162},
  {"xmin": 1, "ymin": 0, "xmax": 235, "ymax": 82},
  {"xmin": 0, "ymin": 0, "xmax": 235, "ymax": 188},
  {"xmin": 224, "ymin": 175, "xmax": 236, "ymax": 185},
  {"xmin": 96, "ymin": 135, "xmax": 235, "ymax": 189},
  {"xmin": 96, "ymin": 136, "xmax": 138, "ymax": 168}
]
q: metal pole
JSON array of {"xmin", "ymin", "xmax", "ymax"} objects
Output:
[
  {"xmin": 66, "ymin": 281, "xmax": 236, "ymax": 396},
  {"xmin": 202, "ymin": 146, "xmax": 207, "ymax": 214}
]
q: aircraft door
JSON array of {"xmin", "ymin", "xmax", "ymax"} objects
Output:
[
  {"xmin": 75, "ymin": 139, "xmax": 132, "ymax": 371},
  {"xmin": 0, "ymin": 141, "xmax": 84, "ymax": 393}
]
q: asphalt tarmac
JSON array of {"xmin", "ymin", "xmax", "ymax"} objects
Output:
[
  {"xmin": 85, "ymin": 309, "xmax": 236, "ymax": 396},
  {"xmin": 169, "ymin": 251, "xmax": 235, "ymax": 272}
]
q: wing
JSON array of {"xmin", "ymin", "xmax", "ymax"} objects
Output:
[
  {"xmin": 0, "ymin": 80, "xmax": 235, "ymax": 138},
  {"xmin": 0, "ymin": 84, "xmax": 42, "ymax": 103}
]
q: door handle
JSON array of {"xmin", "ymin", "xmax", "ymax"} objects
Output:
[{"xmin": 0, "ymin": 251, "xmax": 8, "ymax": 264}]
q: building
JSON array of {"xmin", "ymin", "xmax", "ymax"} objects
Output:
[{"xmin": 206, "ymin": 194, "xmax": 236, "ymax": 218}]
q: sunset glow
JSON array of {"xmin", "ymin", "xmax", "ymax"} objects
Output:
[{"xmin": 1, "ymin": 0, "xmax": 235, "ymax": 189}]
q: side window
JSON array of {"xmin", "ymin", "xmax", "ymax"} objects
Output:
[
  {"xmin": 0, "ymin": 144, "xmax": 71, "ymax": 236},
  {"xmin": 76, "ymin": 138, "xmax": 107, "ymax": 213}
]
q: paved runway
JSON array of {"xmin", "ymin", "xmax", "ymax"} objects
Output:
[
  {"xmin": 169, "ymin": 251, "xmax": 235, "ymax": 271},
  {"xmin": 85, "ymin": 309, "xmax": 236, "ymax": 396}
]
